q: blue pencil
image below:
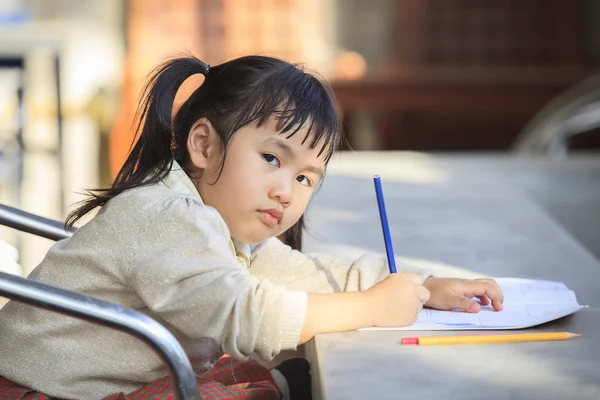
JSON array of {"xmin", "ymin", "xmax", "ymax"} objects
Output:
[{"xmin": 373, "ymin": 175, "xmax": 397, "ymax": 274}]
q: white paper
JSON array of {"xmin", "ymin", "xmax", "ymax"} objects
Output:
[{"xmin": 363, "ymin": 278, "xmax": 586, "ymax": 331}]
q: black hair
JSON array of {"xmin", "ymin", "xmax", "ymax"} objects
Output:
[{"xmin": 66, "ymin": 55, "xmax": 346, "ymax": 250}]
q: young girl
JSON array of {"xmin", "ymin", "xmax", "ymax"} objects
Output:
[{"xmin": 0, "ymin": 55, "xmax": 504, "ymax": 400}]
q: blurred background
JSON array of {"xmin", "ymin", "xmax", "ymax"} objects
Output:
[{"xmin": 1, "ymin": 0, "xmax": 599, "ymax": 280}]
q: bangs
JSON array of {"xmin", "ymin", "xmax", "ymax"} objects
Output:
[{"xmin": 225, "ymin": 65, "xmax": 343, "ymax": 163}]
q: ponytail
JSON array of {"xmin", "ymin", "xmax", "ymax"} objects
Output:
[{"xmin": 65, "ymin": 57, "xmax": 210, "ymax": 229}]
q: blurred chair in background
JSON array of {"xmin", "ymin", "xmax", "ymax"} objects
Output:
[{"xmin": 514, "ymin": 73, "xmax": 600, "ymax": 156}]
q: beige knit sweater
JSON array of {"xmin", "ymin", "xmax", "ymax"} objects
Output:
[{"xmin": 0, "ymin": 162, "xmax": 430, "ymax": 399}]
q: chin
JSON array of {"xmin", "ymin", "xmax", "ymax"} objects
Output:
[
  {"xmin": 232, "ymin": 222, "xmax": 285, "ymax": 244},
  {"xmin": 235, "ymin": 231, "xmax": 273, "ymax": 245}
]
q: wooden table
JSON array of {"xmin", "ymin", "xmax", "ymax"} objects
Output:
[{"xmin": 303, "ymin": 152, "xmax": 600, "ymax": 400}]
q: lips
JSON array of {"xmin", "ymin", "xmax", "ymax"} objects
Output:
[{"xmin": 258, "ymin": 208, "xmax": 283, "ymax": 227}]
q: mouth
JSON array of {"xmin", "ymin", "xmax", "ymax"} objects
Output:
[{"xmin": 257, "ymin": 209, "xmax": 283, "ymax": 227}]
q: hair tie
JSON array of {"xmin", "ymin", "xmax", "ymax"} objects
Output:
[{"xmin": 200, "ymin": 61, "xmax": 211, "ymax": 75}]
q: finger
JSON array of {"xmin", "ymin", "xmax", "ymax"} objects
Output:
[
  {"xmin": 465, "ymin": 282, "xmax": 503, "ymax": 311},
  {"xmin": 415, "ymin": 301, "xmax": 424, "ymax": 313},
  {"xmin": 491, "ymin": 298, "xmax": 504, "ymax": 311},
  {"xmin": 417, "ymin": 287, "xmax": 430, "ymax": 304},
  {"xmin": 475, "ymin": 279, "xmax": 505, "ymax": 304},
  {"xmin": 477, "ymin": 296, "xmax": 490, "ymax": 306},
  {"xmin": 452, "ymin": 294, "xmax": 480, "ymax": 313},
  {"xmin": 483, "ymin": 282, "xmax": 504, "ymax": 310}
]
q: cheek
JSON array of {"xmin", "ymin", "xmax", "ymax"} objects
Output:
[
  {"xmin": 296, "ymin": 188, "xmax": 314, "ymax": 209},
  {"xmin": 231, "ymin": 168, "xmax": 261, "ymax": 195},
  {"xmin": 282, "ymin": 191, "xmax": 312, "ymax": 226},
  {"xmin": 217, "ymin": 162, "xmax": 262, "ymax": 205}
]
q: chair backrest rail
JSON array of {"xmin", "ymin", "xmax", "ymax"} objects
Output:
[{"xmin": 0, "ymin": 204, "xmax": 74, "ymax": 241}]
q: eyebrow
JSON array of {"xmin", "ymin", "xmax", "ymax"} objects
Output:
[{"xmin": 264, "ymin": 138, "xmax": 325, "ymax": 178}]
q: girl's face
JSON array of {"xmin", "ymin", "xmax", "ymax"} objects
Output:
[{"xmin": 189, "ymin": 117, "xmax": 327, "ymax": 244}]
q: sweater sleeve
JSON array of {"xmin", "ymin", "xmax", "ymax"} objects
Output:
[
  {"xmin": 121, "ymin": 195, "xmax": 307, "ymax": 361},
  {"xmin": 250, "ymin": 237, "xmax": 432, "ymax": 293}
]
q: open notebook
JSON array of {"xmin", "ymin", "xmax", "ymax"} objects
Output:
[{"xmin": 364, "ymin": 278, "xmax": 586, "ymax": 331}]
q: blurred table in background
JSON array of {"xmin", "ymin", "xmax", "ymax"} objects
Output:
[{"xmin": 303, "ymin": 152, "xmax": 600, "ymax": 400}]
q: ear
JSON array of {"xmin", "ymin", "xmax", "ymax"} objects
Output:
[{"xmin": 187, "ymin": 118, "xmax": 218, "ymax": 169}]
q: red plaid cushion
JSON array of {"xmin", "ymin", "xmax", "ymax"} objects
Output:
[
  {"xmin": 0, "ymin": 377, "xmax": 52, "ymax": 400},
  {"xmin": 0, "ymin": 355, "xmax": 280, "ymax": 400}
]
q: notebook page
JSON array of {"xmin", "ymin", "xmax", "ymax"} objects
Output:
[{"xmin": 362, "ymin": 278, "xmax": 585, "ymax": 331}]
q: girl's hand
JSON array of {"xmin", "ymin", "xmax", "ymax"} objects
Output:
[
  {"xmin": 365, "ymin": 273, "xmax": 431, "ymax": 327},
  {"xmin": 423, "ymin": 277, "xmax": 504, "ymax": 312}
]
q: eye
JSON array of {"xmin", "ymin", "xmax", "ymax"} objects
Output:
[
  {"xmin": 296, "ymin": 175, "xmax": 313, "ymax": 187},
  {"xmin": 262, "ymin": 153, "xmax": 280, "ymax": 167}
]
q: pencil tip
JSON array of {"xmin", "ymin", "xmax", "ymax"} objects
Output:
[{"xmin": 567, "ymin": 333, "xmax": 582, "ymax": 338}]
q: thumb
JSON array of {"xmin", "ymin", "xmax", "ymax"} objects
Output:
[
  {"xmin": 417, "ymin": 286, "xmax": 431, "ymax": 304},
  {"xmin": 451, "ymin": 294, "xmax": 480, "ymax": 313}
]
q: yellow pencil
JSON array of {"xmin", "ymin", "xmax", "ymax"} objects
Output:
[{"xmin": 401, "ymin": 332, "xmax": 581, "ymax": 346}]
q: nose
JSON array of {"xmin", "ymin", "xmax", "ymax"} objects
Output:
[{"xmin": 269, "ymin": 173, "xmax": 293, "ymax": 207}]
